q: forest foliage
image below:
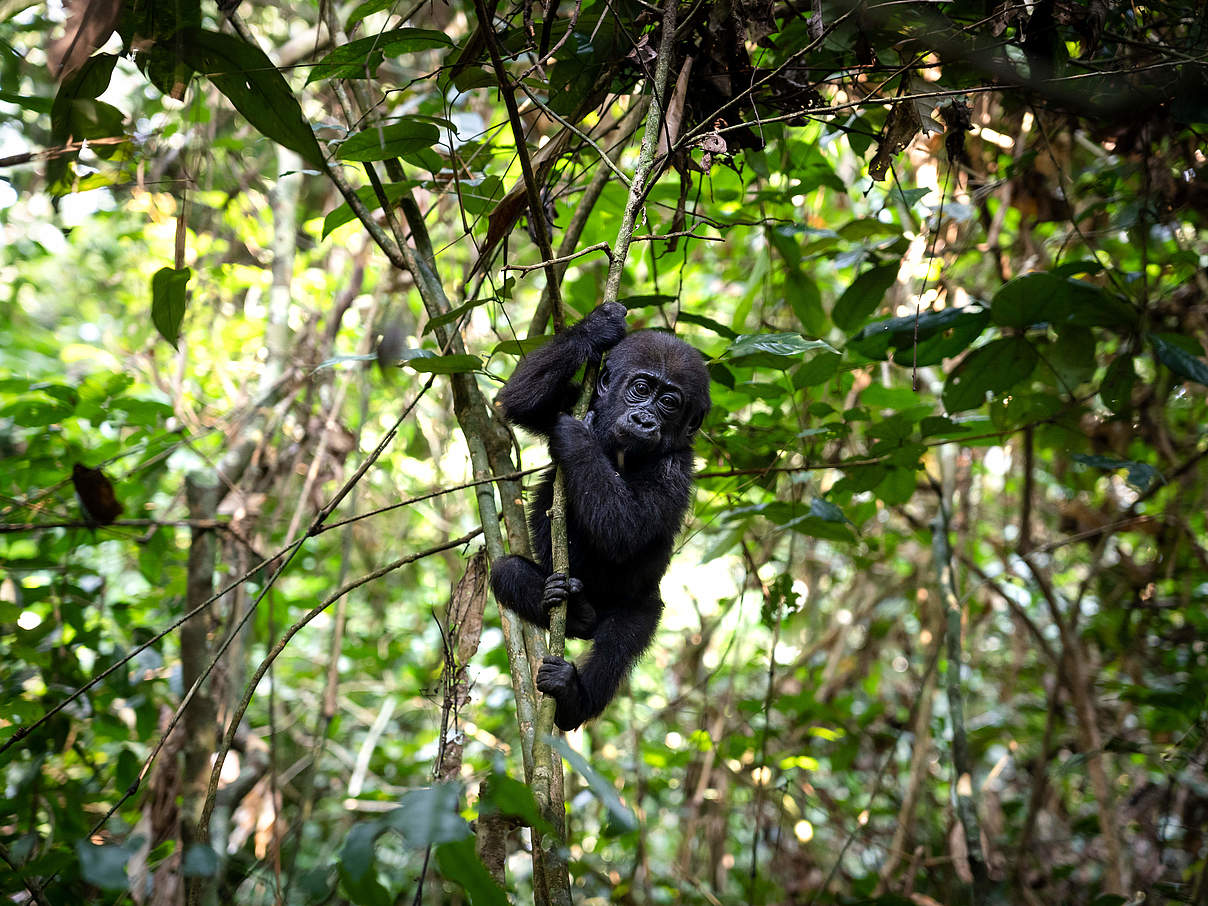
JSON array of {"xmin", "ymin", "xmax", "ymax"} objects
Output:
[{"xmin": 1, "ymin": 0, "xmax": 1207, "ymax": 903}]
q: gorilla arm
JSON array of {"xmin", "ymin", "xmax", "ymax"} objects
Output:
[
  {"xmin": 549, "ymin": 415, "xmax": 692, "ymax": 561},
  {"xmin": 495, "ymin": 302, "xmax": 627, "ymax": 436}
]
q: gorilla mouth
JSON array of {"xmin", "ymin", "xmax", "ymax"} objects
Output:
[{"xmin": 612, "ymin": 422, "xmax": 660, "ymax": 456}]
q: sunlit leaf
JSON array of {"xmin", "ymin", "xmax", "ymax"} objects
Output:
[
  {"xmin": 308, "ymin": 28, "xmax": 454, "ymax": 83},
  {"xmin": 723, "ymin": 333, "xmax": 838, "ymax": 369}
]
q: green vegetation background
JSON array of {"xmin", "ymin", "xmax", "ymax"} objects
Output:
[{"xmin": 1, "ymin": 0, "xmax": 1206, "ymax": 903}]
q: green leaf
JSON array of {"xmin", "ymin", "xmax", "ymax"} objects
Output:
[
  {"xmin": 173, "ymin": 29, "xmax": 324, "ymax": 168},
  {"xmin": 619, "ymin": 294, "xmax": 677, "ymax": 309},
  {"xmin": 723, "ymin": 333, "xmax": 838, "ymax": 370},
  {"xmin": 1073, "ymin": 454, "xmax": 1163, "ymax": 493},
  {"xmin": 452, "ymin": 66, "xmax": 496, "ymax": 92},
  {"xmin": 920, "ymin": 415, "xmax": 969, "ymax": 437},
  {"xmin": 0, "ymin": 89, "xmax": 53, "ymax": 114},
  {"xmin": 339, "ymin": 821, "xmax": 382, "ymax": 882},
  {"xmin": 322, "ymin": 180, "xmax": 419, "ymax": 238},
  {"xmin": 793, "ymin": 348, "xmax": 841, "ymax": 387},
  {"xmin": 478, "ymin": 771, "xmax": 555, "ymax": 835},
  {"xmin": 809, "ymin": 497, "xmax": 849, "ymax": 523},
  {"xmin": 1099, "ymin": 355, "xmax": 1136, "ymax": 413},
  {"xmin": 784, "ymin": 514, "xmax": 858, "ymax": 542},
  {"xmin": 677, "ymin": 312, "xmax": 738, "ymax": 339},
  {"xmin": 1049, "ymin": 325, "xmax": 1096, "ymax": 391},
  {"xmin": 491, "ymin": 337, "xmax": 551, "ymax": 358},
  {"xmin": 889, "ymin": 186, "xmax": 929, "ymax": 207},
  {"xmin": 422, "ymin": 298, "xmax": 490, "ymax": 336},
  {"xmin": 402, "ymin": 353, "xmax": 482, "ymax": 374},
  {"xmin": 849, "ymin": 307, "xmax": 989, "ymax": 366},
  {"xmin": 454, "ymin": 175, "xmax": 504, "ymax": 215},
  {"xmin": 873, "ymin": 466, "xmax": 917, "ymax": 505},
  {"xmin": 838, "ymin": 218, "xmax": 902, "ymax": 241},
  {"xmin": 1150, "ymin": 333, "xmax": 1208, "ymax": 386},
  {"xmin": 76, "ymin": 840, "xmax": 129, "ymax": 890},
  {"xmin": 548, "ymin": 735, "xmax": 639, "ymax": 834},
  {"xmin": 832, "ymin": 263, "xmax": 898, "ymax": 332},
  {"xmin": 151, "ymin": 266, "xmax": 191, "ymax": 349},
  {"xmin": 1, "ymin": 392, "xmax": 75, "ymax": 427},
  {"xmin": 435, "ymin": 838, "xmax": 508, "ymax": 906},
  {"xmin": 942, "ymin": 337, "xmax": 1039, "ymax": 412},
  {"xmin": 383, "ymin": 785, "xmax": 471, "ymax": 846},
  {"xmin": 307, "ymin": 28, "xmax": 453, "ymax": 83},
  {"xmin": 992, "ymin": 273, "xmax": 1136, "ymax": 330},
  {"xmin": 346, "ymin": 0, "xmax": 396, "ymax": 28},
  {"xmin": 786, "ymin": 270, "xmax": 824, "ymax": 336},
  {"xmin": 338, "ymin": 118, "xmax": 442, "ymax": 161}
]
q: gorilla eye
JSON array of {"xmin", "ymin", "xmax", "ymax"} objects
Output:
[
  {"xmin": 630, "ymin": 378, "xmax": 652, "ymax": 397},
  {"xmin": 658, "ymin": 394, "xmax": 680, "ymax": 412}
]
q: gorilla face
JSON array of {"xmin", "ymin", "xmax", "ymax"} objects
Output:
[{"xmin": 594, "ymin": 331, "xmax": 711, "ymax": 461}]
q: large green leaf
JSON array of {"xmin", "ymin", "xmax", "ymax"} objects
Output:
[
  {"xmin": 382, "ymin": 784, "xmax": 471, "ymax": 847},
  {"xmin": 173, "ymin": 28, "xmax": 324, "ymax": 168},
  {"xmin": 723, "ymin": 333, "xmax": 838, "ymax": 369},
  {"xmin": 1049, "ymin": 325, "xmax": 1096, "ymax": 391},
  {"xmin": 337, "ymin": 118, "xmax": 442, "ymax": 161},
  {"xmin": 549, "ymin": 735, "xmax": 638, "ymax": 834},
  {"xmin": 435, "ymin": 838, "xmax": 508, "ymax": 906},
  {"xmin": 49, "ymin": 53, "xmax": 126, "ymax": 181},
  {"xmin": 992, "ymin": 273, "xmax": 1136, "ymax": 330},
  {"xmin": 402, "ymin": 353, "xmax": 482, "ymax": 374},
  {"xmin": 848, "ymin": 306, "xmax": 989, "ymax": 365},
  {"xmin": 832, "ymin": 263, "xmax": 899, "ymax": 332},
  {"xmin": 76, "ymin": 840, "xmax": 129, "ymax": 890},
  {"xmin": 942, "ymin": 336, "xmax": 1039, "ymax": 412},
  {"xmin": 151, "ymin": 266, "xmax": 191, "ymax": 349},
  {"xmin": 322, "ymin": 180, "xmax": 419, "ymax": 238},
  {"xmin": 678, "ymin": 312, "xmax": 739, "ymax": 339},
  {"xmin": 1100, "ymin": 355, "xmax": 1136, "ymax": 412}
]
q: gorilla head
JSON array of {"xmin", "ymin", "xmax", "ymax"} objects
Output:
[{"xmin": 591, "ymin": 331, "xmax": 711, "ymax": 462}]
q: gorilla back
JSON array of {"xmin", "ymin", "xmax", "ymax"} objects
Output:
[{"xmin": 491, "ymin": 303, "xmax": 710, "ymax": 730}]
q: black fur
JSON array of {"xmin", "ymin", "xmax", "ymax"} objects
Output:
[{"xmin": 491, "ymin": 302, "xmax": 711, "ymax": 731}]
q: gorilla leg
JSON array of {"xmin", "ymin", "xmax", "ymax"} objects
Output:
[{"xmin": 538, "ymin": 606, "xmax": 660, "ymax": 731}]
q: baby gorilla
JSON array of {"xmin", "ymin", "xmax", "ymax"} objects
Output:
[{"xmin": 491, "ymin": 303, "xmax": 711, "ymax": 731}]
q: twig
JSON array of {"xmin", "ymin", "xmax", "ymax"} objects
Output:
[
  {"xmin": 513, "ymin": 82, "xmax": 633, "ymax": 188},
  {"xmin": 470, "ymin": 0, "xmax": 564, "ymax": 327},
  {"xmin": 501, "ymin": 242, "xmax": 612, "ymax": 274}
]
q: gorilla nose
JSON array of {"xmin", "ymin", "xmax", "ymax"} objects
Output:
[{"xmin": 630, "ymin": 410, "xmax": 657, "ymax": 430}]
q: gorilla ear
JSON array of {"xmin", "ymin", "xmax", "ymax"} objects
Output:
[{"xmin": 598, "ymin": 363, "xmax": 611, "ymax": 392}]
